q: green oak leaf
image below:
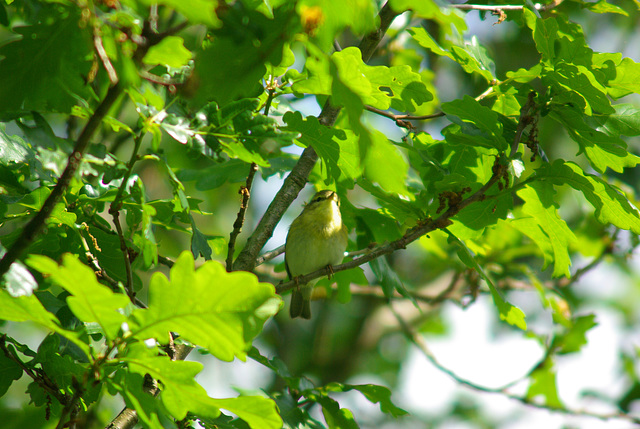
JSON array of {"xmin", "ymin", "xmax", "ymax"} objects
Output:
[
  {"xmin": 553, "ymin": 314, "xmax": 597, "ymax": 354},
  {"xmin": 0, "ymin": 6, "xmax": 92, "ymax": 113},
  {"xmin": 551, "ymin": 107, "xmax": 639, "ymax": 173},
  {"xmin": 585, "ymin": 0, "xmax": 628, "ymax": 16},
  {"xmin": 527, "ymin": 359, "xmax": 563, "ymax": 408},
  {"xmin": 210, "ymin": 396, "xmax": 282, "ymax": 429},
  {"xmin": 441, "ymin": 96, "xmax": 508, "ymax": 151},
  {"xmin": 0, "ymin": 347, "xmax": 23, "ymax": 396},
  {"xmin": 408, "ymin": 28, "xmax": 494, "ymax": 83},
  {"xmin": 298, "ymin": 0, "xmax": 377, "ymax": 51},
  {"xmin": 324, "ymin": 383, "xmax": 408, "ymax": 417},
  {"xmin": 129, "ymin": 251, "xmax": 282, "ymax": 361},
  {"xmin": 0, "ymin": 287, "xmax": 90, "ymax": 357},
  {"xmin": 363, "ymin": 131, "xmax": 410, "ymax": 197},
  {"xmin": 523, "ymin": 9, "xmax": 559, "ymax": 62},
  {"xmin": 123, "ymin": 356, "xmax": 222, "ymax": 421},
  {"xmin": 513, "ymin": 182, "xmax": 576, "ymax": 277},
  {"xmin": 537, "ymin": 160, "xmax": 640, "ymax": 234},
  {"xmin": 283, "ymin": 111, "xmax": 362, "ymax": 183},
  {"xmin": 143, "ymin": 36, "xmax": 192, "ymax": 68},
  {"xmin": 27, "ymin": 254, "xmax": 130, "ymax": 341}
]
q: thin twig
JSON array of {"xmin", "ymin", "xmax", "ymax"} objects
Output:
[
  {"xmin": 108, "ymin": 133, "xmax": 144, "ymax": 301},
  {"xmin": 511, "ymin": 92, "xmax": 537, "ymax": 159},
  {"xmin": 450, "ymin": 0, "xmax": 564, "ymax": 12},
  {"xmin": 364, "ymin": 105, "xmax": 444, "ymax": 128},
  {"xmin": 233, "ymin": 1, "xmax": 401, "ymax": 272},
  {"xmin": 111, "ymin": 207, "xmax": 133, "ymax": 300},
  {"xmin": 85, "ymin": 215, "xmax": 174, "ymax": 269},
  {"xmin": 227, "ymin": 85, "xmax": 277, "ymax": 270},
  {"xmin": 56, "ymin": 377, "xmax": 83, "ymax": 429},
  {"xmin": 226, "ymin": 163, "xmax": 258, "ymax": 271},
  {"xmin": 343, "ymin": 274, "xmax": 462, "ymax": 304},
  {"xmin": 78, "ymin": 225, "xmax": 148, "ymax": 308},
  {"xmin": 0, "ymin": 83, "xmax": 123, "ymax": 278},
  {"xmin": 364, "ymin": 85, "xmax": 496, "ymax": 128},
  {"xmin": 555, "ymin": 229, "xmax": 618, "ymax": 288},
  {"xmin": 94, "ymin": 27, "xmax": 118, "ymax": 85},
  {"xmin": 139, "ymin": 70, "xmax": 184, "ymax": 86},
  {"xmin": 255, "ymin": 244, "xmax": 285, "ymax": 266},
  {"xmin": 158, "ymin": 254, "xmax": 175, "ymax": 268},
  {"xmin": 390, "ymin": 306, "xmax": 640, "ymax": 424},
  {"xmin": 0, "ymin": 335, "xmax": 68, "ymax": 404},
  {"xmin": 277, "ymin": 92, "xmax": 538, "ymax": 294},
  {"xmin": 276, "ymin": 166, "xmax": 506, "ymax": 294},
  {"xmin": 79, "ymin": 225, "xmax": 119, "ymax": 289},
  {"xmin": 149, "ymin": 4, "xmax": 159, "ymax": 33}
]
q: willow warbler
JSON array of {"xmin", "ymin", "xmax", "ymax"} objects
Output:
[{"xmin": 285, "ymin": 190, "xmax": 348, "ymax": 319}]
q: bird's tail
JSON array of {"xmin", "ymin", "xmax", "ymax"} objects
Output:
[{"xmin": 290, "ymin": 290, "xmax": 311, "ymax": 319}]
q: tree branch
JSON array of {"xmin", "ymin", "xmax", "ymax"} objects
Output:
[
  {"xmin": 78, "ymin": 225, "xmax": 118, "ymax": 288},
  {"xmin": 390, "ymin": 306, "xmax": 640, "ymax": 425},
  {"xmin": 277, "ymin": 92, "xmax": 538, "ymax": 294},
  {"xmin": 227, "ymin": 163, "xmax": 258, "ymax": 270},
  {"xmin": 0, "ymin": 83, "xmax": 123, "ymax": 278},
  {"xmin": 0, "ymin": 335, "xmax": 68, "ymax": 405},
  {"xmin": 450, "ymin": 0, "xmax": 564, "ymax": 12},
  {"xmin": 93, "ymin": 26, "xmax": 118, "ymax": 86},
  {"xmin": 228, "ymin": 86, "xmax": 277, "ymax": 270},
  {"xmin": 233, "ymin": 1, "xmax": 401, "ymax": 272},
  {"xmin": 275, "ymin": 170, "xmax": 499, "ymax": 294},
  {"xmin": 108, "ymin": 133, "xmax": 143, "ymax": 302},
  {"xmin": 364, "ymin": 105, "xmax": 444, "ymax": 128},
  {"xmin": 364, "ymin": 85, "xmax": 496, "ymax": 128}
]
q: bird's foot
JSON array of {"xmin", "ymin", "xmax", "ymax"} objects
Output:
[{"xmin": 326, "ymin": 264, "xmax": 335, "ymax": 280}]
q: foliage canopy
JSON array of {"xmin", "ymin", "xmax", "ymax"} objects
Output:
[{"xmin": 1, "ymin": 0, "xmax": 640, "ymax": 428}]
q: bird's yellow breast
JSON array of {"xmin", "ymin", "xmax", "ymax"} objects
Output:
[{"xmin": 285, "ymin": 198, "xmax": 348, "ymax": 279}]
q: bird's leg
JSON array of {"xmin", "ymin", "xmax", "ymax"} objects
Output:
[{"xmin": 326, "ymin": 264, "xmax": 335, "ymax": 280}]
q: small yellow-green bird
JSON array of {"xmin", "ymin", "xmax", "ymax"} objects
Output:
[{"xmin": 285, "ymin": 190, "xmax": 348, "ymax": 319}]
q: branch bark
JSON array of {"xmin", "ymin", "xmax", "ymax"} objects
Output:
[
  {"xmin": 450, "ymin": 0, "xmax": 564, "ymax": 12},
  {"xmin": 0, "ymin": 83, "xmax": 123, "ymax": 278},
  {"xmin": 233, "ymin": 1, "xmax": 400, "ymax": 272},
  {"xmin": 109, "ymin": 133, "xmax": 144, "ymax": 301},
  {"xmin": 277, "ymin": 92, "xmax": 538, "ymax": 294}
]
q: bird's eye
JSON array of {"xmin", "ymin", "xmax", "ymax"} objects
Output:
[{"xmin": 313, "ymin": 197, "xmax": 323, "ymax": 203}]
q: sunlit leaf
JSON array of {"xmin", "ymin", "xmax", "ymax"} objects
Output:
[
  {"xmin": 130, "ymin": 252, "xmax": 281, "ymax": 361},
  {"xmin": 527, "ymin": 359, "xmax": 563, "ymax": 408},
  {"xmin": 324, "ymin": 383, "xmax": 408, "ymax": 417},
  {"xmin": 514, "ymin": 182, "xmax": 576, "ymax": 277},
  {"xmin": 143, "ymin": 36, "xmax": 193, "ymax": 68},
  {"xmin": 0, "ymin": 288, "xmax": 90, "ymax": 356},
  {"xmin": 537, "ymin": 160, "xmax": 640, "ymax": 234},
  {"xmin": 284, "ymin": 111, "xmax": 362, "ymax": 183},
  {"xmin": 27, "ymin": 254, "xmax": 129, "ymax": 340},
  {"xmin": 123, "ymin": 355, "xmax": 222, "ymax": 420},
  {"xmin": 210, "ymin": 396, "xmax": 282, "ymax": 429}
]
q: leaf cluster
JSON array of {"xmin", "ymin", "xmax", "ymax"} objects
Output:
[{"xmin": 1, "ymin": 0, "xmax": 640, "ymax": 428}]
